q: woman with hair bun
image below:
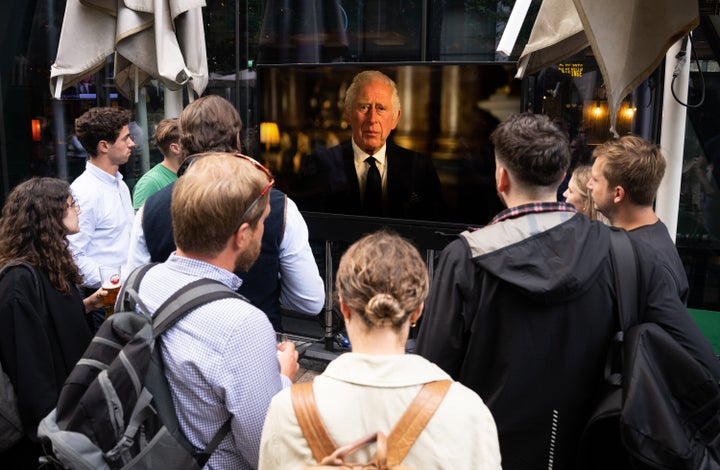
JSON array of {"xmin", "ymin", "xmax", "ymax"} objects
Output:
[
  {"xmin": 0, "ymin": 177, "xmax": 106, "ymax": 467},
  {"xmin": 259, "ymin": 231, "xmax": 501, "ymax": 469}
]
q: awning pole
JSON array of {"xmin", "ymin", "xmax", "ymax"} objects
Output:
[
  {"xmin": 164, "ymin": 88, "xmax": 183, "ymax": 118},
  {"xmin": 657, "ymin": 37, "xmax": 692, "ymax": 243},
  {"xmin": 496, "ymin": 0, "xmax": 533, "ymax": 57}
]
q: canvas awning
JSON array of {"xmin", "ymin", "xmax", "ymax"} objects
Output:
[
  {"xmin": 516, "ymin": 0, "xmax": 699, "ymax": 133},
  {"xmin": 50, "ymin": 0, "xmax": 208, "ymax": 101}
]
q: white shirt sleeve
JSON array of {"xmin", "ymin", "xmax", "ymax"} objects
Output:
[
  {"xmin": 67, "ymin": 200, "xmax": 102, "ymax": 288},
  {"xmin": 278, "ymin": 197, "xmax": 325, "ymax": 315},
  {"xmin": 123, "ymin": 204, "xmax": 152, "ymax": 281}
]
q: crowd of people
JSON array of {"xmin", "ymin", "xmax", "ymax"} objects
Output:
[{"xmin": 0, "ymin": 70, "xmax": 716, "ymax": 470}]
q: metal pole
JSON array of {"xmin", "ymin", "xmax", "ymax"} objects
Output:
[
  {"xmin": 324, "ymin": 240, "xmax": 334, "ymax": 351},
  {"xmin": 657, "ymin": 37, "xmax": 691, "ymax": 243},
  {"xmin": 164, "ymin": 88, "xmax": 184, "ymax": 118}
]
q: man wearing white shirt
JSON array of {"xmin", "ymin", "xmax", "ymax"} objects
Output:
[{"xmin": 69, "ymin": 107, "xmax": 135, "ymax": 330}]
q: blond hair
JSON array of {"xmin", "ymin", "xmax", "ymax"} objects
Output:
[
  {"xmin": 591, "ymin": 135, "xmax": 666, "ymax": 206},
  {"xmin": 172, "ymin": 153, "xmax": 269, "ymax": 257},
  {"xmin": 336, "ymin": 231, "xmax": 428, "ymax": 331}
]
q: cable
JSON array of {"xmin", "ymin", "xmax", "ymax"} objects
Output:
[{"xmin": 671, "ymin": 33, "xmax": 706, "ymax": 108}]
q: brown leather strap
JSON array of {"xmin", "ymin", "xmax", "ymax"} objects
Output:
[
  {"xmin": 291, "ymin": 380, "xmax": 452, "ymax": 466},
  {"xmin": 291, "ymin": 382, "xmax": 337, "ymax": 462},
  {"xmin": 386, "ymin": 380, "xmax": 452, "ymax": 466}
]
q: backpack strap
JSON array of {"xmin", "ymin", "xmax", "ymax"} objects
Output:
[
  {"xmin": 608, "ymin": 228, "xmax": 639, "ymax": 331},
  {"xmin": 151, "ymin": 278, "xmax": 243, "ymax": 337},
  {"xmin": 386, "ymin": 379, "xmax": 451, "ymax": 466},
  {"xmin": 292, "ymin": 382, "xmax": 336, "ymax": 463},
  {"xmin": 117, "ymin": 263, "xmax": 158, "ymax": 314},
  {"xmin": 292, "ymin": 379, "xmax": 452, "ymax": 465},
  {"xmin": 149, "ymin": 277, "xmax": 240, "ymax": 460}
]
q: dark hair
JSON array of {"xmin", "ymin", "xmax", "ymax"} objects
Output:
[
  {"xmin": 0, "ymin": 178, "xmax": 82, "ymax": 293},
  {"xmin": 490, "ymin": 113, "xmax": 570, "ymax": 187},
  {"xmin": 75, "ymin": 107, "xmax": 132, "ymax": 157},
  {"xmin": 179, "ymin": 95, "xmax": 242, "ymax": 157}
]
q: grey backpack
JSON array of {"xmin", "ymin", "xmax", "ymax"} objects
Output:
[{"xmin": 38, "ymin": 264, "xmax": 240, "ymax": 469}]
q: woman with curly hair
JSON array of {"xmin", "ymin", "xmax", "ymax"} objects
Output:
[
  {"xmin": 0, "ymin": 177, "xmax": 106, "ymax": 468},
  {"xmin": 259, "ymin": 231, "xmax": 501, "ymax": 469}
]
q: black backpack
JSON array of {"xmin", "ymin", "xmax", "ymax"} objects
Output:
[
  {"xmin": 579, "ymin": 228, "xmax": 720, "ymax": 469},
  {"xmin": 38, "ymin": 264, "xmax": 240, "ymax": 469}
]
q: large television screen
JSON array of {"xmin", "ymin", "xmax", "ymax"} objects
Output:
[{"xmin": 255, "ymin": 62, "xmax": 521, "ymax": 229}]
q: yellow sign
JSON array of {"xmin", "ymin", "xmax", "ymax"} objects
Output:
[{"xmin": 558, "ymin": 63, "xmax": 583, "ymax": 77}]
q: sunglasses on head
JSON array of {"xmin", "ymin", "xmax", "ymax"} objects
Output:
[{"xmin": 233, "ymin": 153, "xmax": 275, "ymax": 228}]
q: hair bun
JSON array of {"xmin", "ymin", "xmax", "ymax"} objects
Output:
[{"xmin": 365, "ymin": 293, "xmax": 405, "ymax": 328}]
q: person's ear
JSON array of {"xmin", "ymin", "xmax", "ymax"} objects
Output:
[
  {"xmin": 169, "ymin": 142, "xmax": 182, "ymax": 155},
  {"xmin": 409, "ymin": 303, "xmax": 423, "ymax": 325},
  {"xmin": 613, "ymin": 185, "xmax": 625, "ymax": 204},
  {"xmin": 232, "ymin": 221, "xmax": 251, "ymax": 251},
  {"xmin": 496, "ymin": 166, "xmax": 510, "ymax": 193},
  {"xmin": 390, "ymin": 108, "xmax": 401, "ymax": 130},
  {"xmin": 339, "ymin": 296, "xmax": 352, "ymax": 322},
  {"xmin": 97, "ymin": 140, "xmax": 110, "ymax": 154}
]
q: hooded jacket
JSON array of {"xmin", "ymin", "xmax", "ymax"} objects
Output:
[{"xmin": 416, "ymin": 210, "xmax": 720, "ymax": 470}]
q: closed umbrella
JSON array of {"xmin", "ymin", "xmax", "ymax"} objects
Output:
[
  {"xmin": 516, "ymin": 0, "xmax": 699, "ymax": 134},
  {"xmin": 50, "ymin": 0, "xmax": 208, "ymax": 101}
]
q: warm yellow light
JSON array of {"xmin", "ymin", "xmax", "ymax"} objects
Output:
[
  {"xmin": 593, "ymin": 104, "xmax": 602, "ymax": 118},
  {"xmin": 260, "ymin": 122, "xmax": 280, "ymax": 151}
]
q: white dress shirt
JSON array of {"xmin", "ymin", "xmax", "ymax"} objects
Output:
[
  {"xmin": 352, "ymin": 140, "xmax": 387, "ymax": 198},
  {"xmin": 68, "ymin": 161, "xmax": 134, "ymax": 287}
]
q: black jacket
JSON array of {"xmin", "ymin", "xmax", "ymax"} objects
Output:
[
  {"xmin": 0, "ymin": 266, "xmax": 92, "ymax": 466},
  {"xmin": 416, "ymin": 212, "xmax": 720, "ymax": 470},
  {"xmin": 312, "ymin": 140, "xmax": 444, "ymax": 221}
]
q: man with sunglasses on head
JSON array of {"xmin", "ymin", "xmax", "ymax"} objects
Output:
[
  {"xmin": 126, "ymin": 95, "xmax": 324, "ymax": 332},
  {"xmin": 134, "ymin": 153, "xmax": 299, "ymax": 469}
]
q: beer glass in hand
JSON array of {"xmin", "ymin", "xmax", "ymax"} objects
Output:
[{"xmin": 99, "ymin": 265, "xmax": 122, "ymax": 317}]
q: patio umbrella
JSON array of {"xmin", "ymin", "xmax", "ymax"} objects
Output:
[
  {"xmin": 50, "ymin": 0, "xmax": 208, "ymax": 101},
  {"xmin": 516, "ymin": 0, "xmax": 699, "ymax": 134}
]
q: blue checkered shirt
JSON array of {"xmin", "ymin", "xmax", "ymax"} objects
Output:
[{"xmin": 136, "ymin": 254, "xmax": 291, "ymax": 469}]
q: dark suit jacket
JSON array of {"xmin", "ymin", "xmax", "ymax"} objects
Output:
[{"xmin": 315, "ymin": 140, "xmax": 444, "ymax": 221}]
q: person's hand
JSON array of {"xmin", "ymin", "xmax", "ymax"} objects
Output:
[
  {"xmin": 277, "ymin": 341, "xmax": 299, "ymax": 382},
  {"xmin": 83, "ymin": 287, "xmax": 107, "ymax": 313}
]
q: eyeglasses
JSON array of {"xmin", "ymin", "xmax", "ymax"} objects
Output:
[
  {"xmin": 68, "ymin": 197, "xmax": 80, "ymax": 211},
  {"xmin": 234, "ymin": 153, "xmax": 275, "ymax": 228}
]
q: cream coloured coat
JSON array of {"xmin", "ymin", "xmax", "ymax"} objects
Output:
[{"xmin": 259, "ymin": 353, "xmax": 502, "ymax": 469}]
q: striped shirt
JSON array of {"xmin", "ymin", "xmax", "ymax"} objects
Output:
[{"xmin": 136, "ymin": 254, "xmax": 291, "ymax": 469}]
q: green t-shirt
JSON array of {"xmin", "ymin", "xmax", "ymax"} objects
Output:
[{"xmin": 132, "ymin": 163, "xmax": 178, "ymax": 210}]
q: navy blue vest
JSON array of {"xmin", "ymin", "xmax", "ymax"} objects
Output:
[{"xmin": 143, "ymin": 184, "xmax": 286, "ymax": 331}]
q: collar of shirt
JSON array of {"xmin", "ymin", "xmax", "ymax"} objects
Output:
[
  {"xmin": 352, "ymin": 140, "xmax": 387, "ymax": 194},
  {"xmin": 165, "ymin": 253, "xmax": 243, "ymax": 291},
  {"xmin": 86, "ymin": 160, "xmax": 124, "ymax": 185},
  {"xmin": 490, "ymin": 201, "xmax": 577, "ymax": 225}
]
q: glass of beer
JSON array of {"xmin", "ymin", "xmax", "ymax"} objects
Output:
[{"xmin": 99, "ymin": 265, "xmax": 122, "ymax": 317}]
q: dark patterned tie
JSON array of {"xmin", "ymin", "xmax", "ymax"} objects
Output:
[{"xmin": 363, "ymin": 156, "xmax": 382, "ymax": 216}]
